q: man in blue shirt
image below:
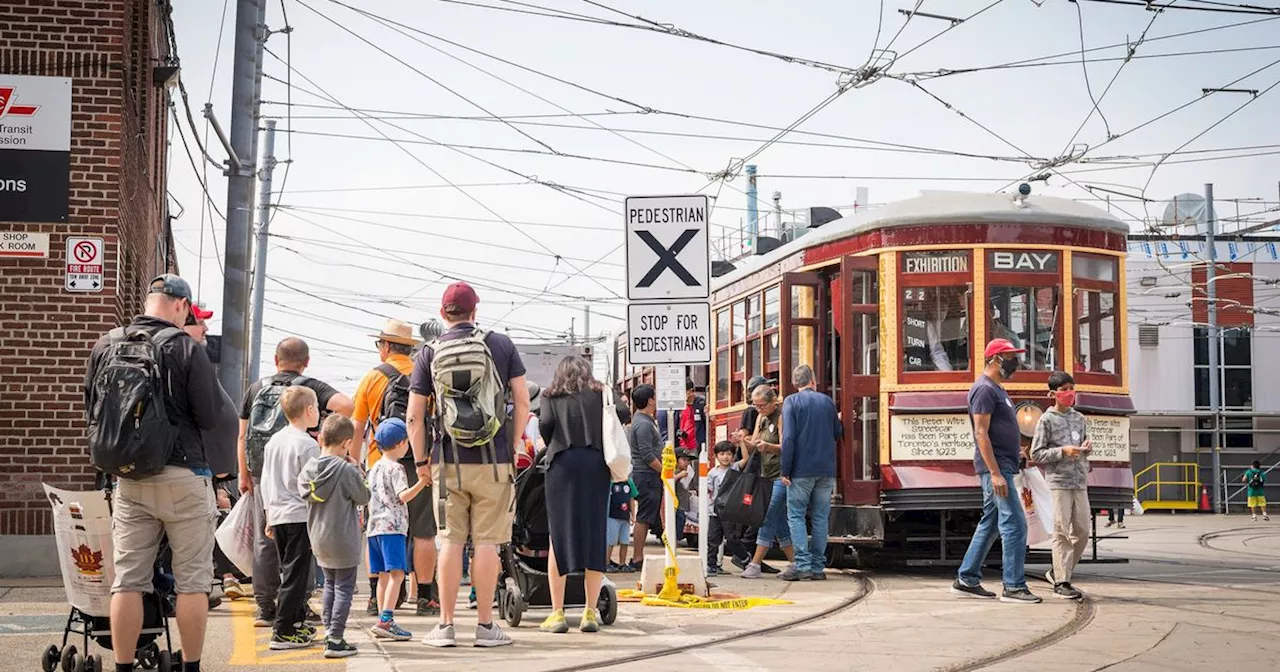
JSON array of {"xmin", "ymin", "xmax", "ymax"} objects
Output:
[
  {"xmin": 953, "ymin": 339, "xmax": 1041, "ymax": 604},
  {"xmin": 779, "ymin": 365, "xmax": 842, "ymax": 581}
]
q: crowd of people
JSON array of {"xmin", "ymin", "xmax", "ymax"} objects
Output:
[{"xmin": 85, "ymin": 270, "xmax": 1152, "ymax": 671}]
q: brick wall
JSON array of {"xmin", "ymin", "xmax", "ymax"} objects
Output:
[{"xmin": 0, "ymin": 0, "xmax": 173, "ymax": 536}]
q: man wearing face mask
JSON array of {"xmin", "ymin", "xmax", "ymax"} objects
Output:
[
  {"xmin": 1030, "ymin": 372, "xmax": 1091, "ymax": 601},
  {"xmin": 951, "ymin": 339, "xmax": 1041, "ymax": 604}
]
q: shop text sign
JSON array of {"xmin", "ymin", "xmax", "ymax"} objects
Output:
[{"xmin": 0, "ymin": 231, "xmax": 49, "ymax": 257}]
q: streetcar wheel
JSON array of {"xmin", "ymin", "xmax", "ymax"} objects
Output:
[{"xmin": 41, "ymin": 645, "xmax": 59, "ymax": 672}]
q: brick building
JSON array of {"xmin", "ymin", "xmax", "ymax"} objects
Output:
[{"xmin": 0, "ymin": 0, "xmax": 175, "ymax": 575}]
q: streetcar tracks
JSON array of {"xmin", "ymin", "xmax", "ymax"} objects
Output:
[
  {"xmin": 545, "ymin": 574, "xmax": 875, "ymax": 672},
  {"xmin": 936, "ymin": 595, "xmax": 1097, "ymax": 672}
]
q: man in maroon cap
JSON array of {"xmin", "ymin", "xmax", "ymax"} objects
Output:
[
  {"xmin": 408, "ymin": 282, "xmax": 527, "ymax": 648},
  {"xmin": 952, "ymin": 338, "xmax": 1041, "ymax": 605}
]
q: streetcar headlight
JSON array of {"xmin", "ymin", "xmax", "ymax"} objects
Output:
[{"xmin": 1016, "ymin": 402, "xmax": 1043, "ymax": 439}]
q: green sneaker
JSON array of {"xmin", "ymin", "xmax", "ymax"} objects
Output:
[
  {"xmin": 539, "ymin": 610, "xmax": 569, "ymax": 634},
  {"xmin": 579, "ymin": 608, "xmax": 600, "ymax": 633}
]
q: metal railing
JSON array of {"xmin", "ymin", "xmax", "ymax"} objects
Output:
[
  {"xmin": 1221, "ymin": 460, "xmax": 1277, "ymax": 514},
  {"xmin": 1134, "ymin": 462, "xmax": 1201, "ymax": 510}
]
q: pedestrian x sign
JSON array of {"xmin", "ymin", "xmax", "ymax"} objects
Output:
[{"xmin": 625, "ymin": 194, "xmax": 710, "ymax": 301}]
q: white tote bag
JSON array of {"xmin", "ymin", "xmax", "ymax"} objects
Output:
[
  {"xmin": 1014, "ymin": 467, "xmax": 1055, "ymax": 546},
  {"xmin": 601, "ymin": 389, "xmax": 632, "ymax": 481},
  {"xmin": 215, "ymin": 490, "xmax": 258, "ymax": 578}
]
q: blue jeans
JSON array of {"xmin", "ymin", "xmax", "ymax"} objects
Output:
[
  {"xmin": 786, "ymin": 477, "xmax": 835, "ymax": 573},
  {"xmin": 958, "ymin": 470, "xmax": 1028, "ymax": 590},
  {"xmin": 755, "ymin": 479, "xmax": 793, "ymax": 549}
]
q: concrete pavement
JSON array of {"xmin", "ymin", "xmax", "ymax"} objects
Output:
[{"xmin": 2, "ymin": 514, "xmax": 1276, "ymax": 671}]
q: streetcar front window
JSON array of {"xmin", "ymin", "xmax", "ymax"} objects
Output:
[
  {"xmin": 988, "ymin": 286, "xmax": 1060, "ymax": 371},
  {"xmin": 901, "ymin": 285, "xmax": 971, "ymax": 373}
]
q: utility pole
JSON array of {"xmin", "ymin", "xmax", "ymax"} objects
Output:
[
  {"xmin": 1205, "ymin": 183, "xmax": 1223, "ymax": 513},
  {"xmin": 218, "ymin": 0, "xmax": 267, "ymax": 404},
  {"xmin": 583, "ymin": 304, "xmax": 591, "ymax": 346},
  {"xmin": 569, "ymin": 318, "xmax": 576, "ymax": 346},
  {"xmin": 248, "ymin": 119, "xmax": 277, "ymax": 381}
]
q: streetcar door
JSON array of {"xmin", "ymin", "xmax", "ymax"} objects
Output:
[
  {"xmin": 780, "ymin": 271, "xmax": 827, "ymax": 396},
  {"xmin": 841, "ymin": 255, "xmax": 880, "ymax": 504}
]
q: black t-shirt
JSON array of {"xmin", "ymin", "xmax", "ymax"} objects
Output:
[
  {"xmin": 609, "ymin": 481, "xmax": 632, "ymax": 521},
  {"xmin": 239, "ymin": 370, "xmax": 341, "ymax": 434},
  {"xmin": 967, "ymin": 375, "xmax": 1022, "ymax": 475}
]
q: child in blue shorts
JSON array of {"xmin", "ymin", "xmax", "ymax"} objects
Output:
[
  {"xmin": 606, "ymin": 478, "xmax": 637, "ymax": 571},
  {"xmin": 366, "ymin": 419, "xmax": 426, "ymax": 641}
]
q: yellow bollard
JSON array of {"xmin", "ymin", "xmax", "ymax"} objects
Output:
[{"xmin": 658, "ymin": 443, "xmax": 681, "ymax": 598}]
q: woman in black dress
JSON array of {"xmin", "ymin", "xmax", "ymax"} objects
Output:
[{"xmin": 536, "ymin": 356, "xmax": 630, "ymax": 633}]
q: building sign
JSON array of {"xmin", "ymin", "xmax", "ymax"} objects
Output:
[
  {"xmin": 0, "ymin": 231, "xmax": 50, "ymax": 258},
  {"xmin": 890, "ymin": 413, "xmax": 1131, "ymax": 463},
  {"xmin": 65, "ymin": 236, "xmax": 105, "ymax": 292},
  {"xmin": 0, "ymin": 75, "xmax": 72, "ymax": 223},
  {"xmin": 1084, "ymin": 416, "xmax": 1131, "ymax": 462},
  {"xmin": 989, "ymin": 250, "xmax": 1059, "ymax": 273},
  {"xmin": 903, "ymin": 251, "xmax": 968, "ymax": 274},
  {"xmin": 890, "ymin": 414, "xmax": 973, "ymax": 461}
]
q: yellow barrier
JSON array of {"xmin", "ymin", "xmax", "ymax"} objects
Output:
[
  {"xmin": 1133, "ymin": 461, "xmax": 1201, "ymax": 510},
  {"xmin": 619, "ymin": 589, "xmax": 794, "ymax": 611}
]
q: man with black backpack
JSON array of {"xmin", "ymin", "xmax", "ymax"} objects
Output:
[
  {"xmin": 236, "ymin": 337, "xmax": 354, "ymax": 627},
  {"xmin": 353, "ymin": 319, "xmax": 440, "ymax": 617},
  {"xmin": 409, "ymin": 282, "xmax": 527, "ymax": 649},
  {"xmin": 85, "ymin": 274, "xmax": 222, "ymax": 672}
]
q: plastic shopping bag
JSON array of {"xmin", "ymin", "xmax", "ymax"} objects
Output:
[
  {"xmin": 215, "ymin": 490, "xmax": 257, "ymax": 577},
  {"xmin": 1014, "ymin": 467, "xmax": 1054, "ymax": 546},
  {"xmin": 1131, "ymin": 496, "xmax": 1144, "ymax": 516}
]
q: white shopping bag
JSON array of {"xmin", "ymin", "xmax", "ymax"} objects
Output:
[
  {"xmin": 1014, "ymin": 467, "xmax": 1055, "ymax": 546},
  {"xmin": 44, "ymin": 484, "xmax": 116, "ymax": 616},
  {"xmin": 215, "ymin": 490, "xmax": 257, "ymax": 577},
  {"xmin": 1131, "ymin": 497, "xmax": 1144, "ymax": 516}
]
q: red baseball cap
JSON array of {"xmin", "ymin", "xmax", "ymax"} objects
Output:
[
  {"xmin": 191, "ymin": 304, "xmax": 215, "ymax": 320},
  {"xmin": 441, "ymin": 282, "xmax": 479, "ymax": 315},
  {"xmin": 984, "ymin": 338, "xmax": 1025, "ymax": 358}
]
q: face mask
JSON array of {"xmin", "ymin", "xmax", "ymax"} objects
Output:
[
  {"xmin": 1055, "ymin": 390, "xmax": 1076, "ymax": 407},
  {"xmin": 998, "ymin": 356, "xmax": 1019, "ymax": 379}
]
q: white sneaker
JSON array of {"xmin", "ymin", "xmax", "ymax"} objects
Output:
[
  {"xmin": 741, "ymin": 563, "xmax": 763, "ymax": 579},
  {"xmin": 474, "ymin": 622, "xmax": 513, "ymax": 648},
  {"xmin": 1254, "ymin": 514, "xmax": 1259, "ymax": 522},
  {"xmin": 422, "ymin": 623, "xmax": 456, "ymax": 648},
  {"xmin": 1117, "ymin": 522, "xmax": 1126, "ymax": 529}
]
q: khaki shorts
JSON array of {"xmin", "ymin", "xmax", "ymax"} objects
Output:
[
  {"xmin": 434, "ymin": 463, "xmax": 514, "ymax": 546},
  {"xmin": 112, "ymin": 466, "xmax": 217, "ymax": 595}
]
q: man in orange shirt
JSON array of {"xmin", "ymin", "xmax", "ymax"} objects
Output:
[{"xmin": 353, "ymin": 319, "xmax": 440, "ymax": 616}]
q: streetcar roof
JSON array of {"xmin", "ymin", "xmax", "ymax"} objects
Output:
[{"xmin": 712, "ymin": 192, "xmax": 1128, "ymax": 291}]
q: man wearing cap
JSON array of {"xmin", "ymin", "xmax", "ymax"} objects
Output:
[
  {"xmin": 409, "ymin": 282, "xmax": 527, "ymax": 648},
  {"xmin": 85, "ymin": 274, "xmax": 222, "ymax": 672},
  {"xmin": 238, "ymin": 337, "xmax": 354, "ymax": 627},
  {"xmin": 184, "ymin": 304, "xmax": 246, "ymax": 606},
  {"xmin": 953, "ymin": 339, "xmax": 1042, "ymax": 605},
  {"xmin": 353, "ymin": 319, "xmax": 440, "ymax": 617}
]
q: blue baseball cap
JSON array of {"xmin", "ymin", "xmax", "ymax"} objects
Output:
[{"xmin": 374, "ymin": 418, "xmax": 409, "ymax": 448}]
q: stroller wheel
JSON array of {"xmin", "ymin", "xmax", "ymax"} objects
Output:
[
  {"xmin": 60, "ymin": 645, "xmax": 77, "ymax": 672},
  {"xmin": 496, "ymin": 588, "xmax": 507, "ymax": 620},
  {"xmin": 505, "ymin": 592, "xmax": 524, "ymax": 628},
  {"xmin": 137, "ymin": 642, "xmax": 160, "ymax": 669},
  {"xmin": 87, "ymin": 654, "xmax": 103, "ymax": 672},
  {"xmin": 41, "ymin": 645, "xmax": 59, "ymax": 672},
  {"xmin": 157, "ymin": 650, "xmax": 172, "ymax": 672},
  {"xmin": 71, "ymin": 653, "xmax": 87, "ymax": 672},
  {"xmin": 598, "ymin": 585, "xmax": 618, "ymax": 626}
]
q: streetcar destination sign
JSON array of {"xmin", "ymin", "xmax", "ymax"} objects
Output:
[
  {"xmin": 625, "ymin": 194, "xmax": 710, "ymax": 301},
  {"xmin": 902, "ymin": 251, "xmax": 968, "ymax": 274},
  {"xmin": 626, "ymin": 301, "xmax": 711, "ymax": 365}
]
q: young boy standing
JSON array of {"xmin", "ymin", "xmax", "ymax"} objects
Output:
[
  {"xmin": 606, "ymin": 478, "xmax": 637, "ymax": 571},
  {"xmin": 704, "ymin": 441, "xmax": 738, "ymax": 576},
  {"xmin": 1243, "ymin": 460, "xmax": 1269, "ymax": 521},
  {"xmin": 300, "ymin": 415, "xmax": 370, "ymax": 658},
  {"xmin": 1029, "ymin": 372, "xmax": 1091, "ymax": 601},
  {"xmin": 261, "ymin": 386, "xmax": 322, "ymax": 649},
  {"xmin": 366, "ymin": 418, "xmax": 426, "ymax": 641}
]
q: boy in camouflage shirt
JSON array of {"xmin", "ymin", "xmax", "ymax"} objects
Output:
[{"xmin": 1030, "ymin": 372, "xmax": 1091, "ymax": 601}]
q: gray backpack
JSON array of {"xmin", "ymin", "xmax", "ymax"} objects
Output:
[{"xmin": 428, "ymin": 329, "xmax": 507, "ymax": 478}]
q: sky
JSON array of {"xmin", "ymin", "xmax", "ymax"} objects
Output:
[{"xmin": 166, "ymin": 0, "xmax": 1280, "ymax": 387}]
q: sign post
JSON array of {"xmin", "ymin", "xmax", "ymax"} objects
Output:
[{"xmin": 624, "ymin": 194, "xmax": 712, "ymax": 587}]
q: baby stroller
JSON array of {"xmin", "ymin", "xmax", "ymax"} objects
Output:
[
  {"xmin": 41, "ymin": 479, "xmax": 182, "ymax": 672},
  {"xmin": 496, "ymin": 458, "xmax": 618, "ymax": 628}
]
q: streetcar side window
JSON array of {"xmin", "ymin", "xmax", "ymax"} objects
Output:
[
  {"xmin": 901, "ymin": 285, "xmax": 972, "ymax": 373},
  {"xmin": 1073, "ymin": 253, "xmax": 1121, "ymax": 379},
  {"xmin": 715, "ymin": 308, "xmax": 731, "ymax": 406}
]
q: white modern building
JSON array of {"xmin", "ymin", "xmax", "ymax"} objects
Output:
[{"xmin": 1126, "ymin": 235, "xmax": 1280, "ymax": 508}]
